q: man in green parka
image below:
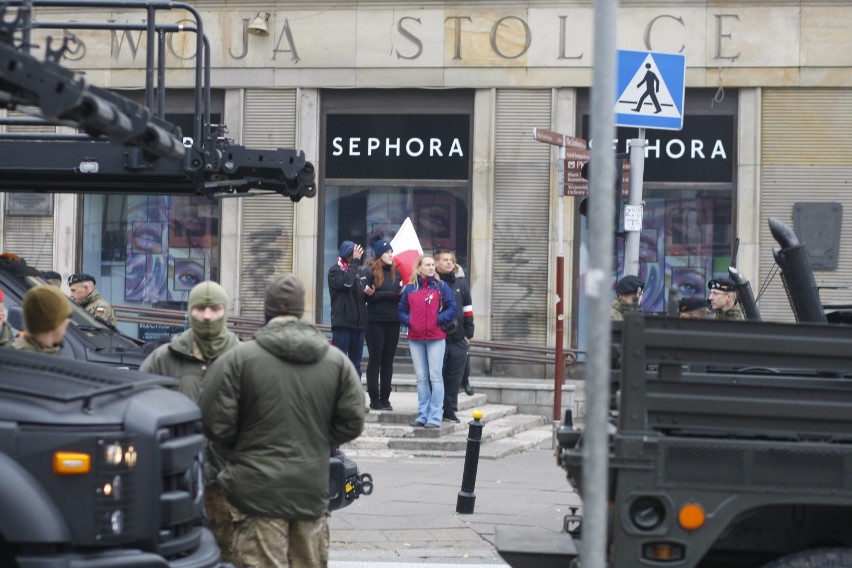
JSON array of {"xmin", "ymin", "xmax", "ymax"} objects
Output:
[
  {"xmin": 200, "ymin": 273, "xmax": 365, "ymax": 568},
  {"xmin": 140, "ymin": 280, "xmax": 240, "ymax": 563}
]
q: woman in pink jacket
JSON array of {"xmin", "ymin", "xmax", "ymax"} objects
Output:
[{"xmin": 398, "ymin": 254, "xmax": 457, "ymax": 428}]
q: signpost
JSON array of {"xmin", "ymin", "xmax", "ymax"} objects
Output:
[
  {"xmin": 532, "ymin": 128, "xmax": 589, "ymax": 431},
  {"xmin": 614, "ymin": 49, "xmax": 686, "ymax": 278}
]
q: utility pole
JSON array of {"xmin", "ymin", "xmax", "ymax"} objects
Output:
[{"xmin": 583, "ymin": 1, "xmax": 618, "ymax": 567}]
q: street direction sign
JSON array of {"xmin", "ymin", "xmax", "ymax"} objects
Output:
[
  {"xmin": 614, "ymin": 50, "xmax": 685, "ymax": 131},
  {"xmin": 563, "ymin": 154, "xmax": 628, "ymax": 197},
  {"xmin": 533, "ymin": 128, "xmax": 587, "ymax": 149}
]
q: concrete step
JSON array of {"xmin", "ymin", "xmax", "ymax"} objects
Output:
[{"xmin": 345, "ymin": 390, "xmax": 553, "ymax": 459}]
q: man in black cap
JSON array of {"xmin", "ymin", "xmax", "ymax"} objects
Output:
[
  {"xmin": 68, "ymin": 273, "xmax": 117, "ymax": 327},
  {"xmin": 41, "ymin": 270, "xmax": 62, "ymax": 288},
  {"xmin": 708, "ymin": 277, "xmax": 745, "ymax": 321},
  {"xmin": 678, "ymin": 296, "xmax": 711, "ymax": 319},
  {"xmin": 610, "ymin": 275, "xmax": 645, "ymax": 320}
]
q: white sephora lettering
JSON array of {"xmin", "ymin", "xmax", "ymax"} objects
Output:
[{"xmin": 332, "ymin": 137, "xmax": 464, "ymax": 158}]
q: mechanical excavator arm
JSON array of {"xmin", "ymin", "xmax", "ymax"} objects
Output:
[{"xmin": 0, "ymin": 0, "xmax": 316, "ymax": 201}]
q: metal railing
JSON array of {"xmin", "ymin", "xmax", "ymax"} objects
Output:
[{"xmin": 113, "ymin": 304, "xmax": 581, "ymax": 371}]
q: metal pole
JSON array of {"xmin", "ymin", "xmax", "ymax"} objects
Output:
[
  {"xmin": 623, "ymin": 129, "xmax": 646, "ymax": 277},
  {"xmin": 583, "ymin": 0, "xmax": 618, "ymax": 567},
  {"xmin": 554, "ymin": 146, "xmax": 565, "ymax": 429}
]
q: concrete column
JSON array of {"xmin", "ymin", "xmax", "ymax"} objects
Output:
[
  {"xmin": 736, "ymin": 88, "xmax": 761, "ymax": 288},
  {"xmin": 470, "ymin": 88, "xmax": 494, "ymax": 348},
  {"xmin": 294, "ymin": 88, "xmax": 320, "ymax": 322},
  {"xmin": 220, "ymin": 88, "xmax": 244, "ymax": 313}
]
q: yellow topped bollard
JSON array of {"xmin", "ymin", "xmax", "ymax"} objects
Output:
[{"xmin": 456, "ymin": 409, "xmax": 484, "ymax": 514}]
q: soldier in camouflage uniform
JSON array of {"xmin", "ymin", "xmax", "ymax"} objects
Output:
[
  {"xmin": 201, "ymin": 274, "xmax": 365, "ymax": 568},
  {"xmin": 610, "ymin": 275, "xmax": 645, "ymax": 320},
  {"xmin": 12, "ymin": 285, "xmax": 72, "ymax": 355},
  {"xmin": 68, "ymin": 273, "xmax": 117, "ymax": 327},
  {"xmin": 708, "ymin": 277, "xmax": 745, "ymax": 321},
  {"xmin": 0, "ymin": 289, "xmax": 14, "ymax": 347},
  {"xmin": 140, "ymin": 281, "xmax": 241, "ymax": 564}
]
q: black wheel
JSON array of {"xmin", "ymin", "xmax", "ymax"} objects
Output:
[{"xmin": 761, "ymin": 548, "xmax": 852, "ymax": 568}]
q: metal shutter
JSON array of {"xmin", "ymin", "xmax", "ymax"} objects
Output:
[
  {"xmin": 492, "ymin": 89, "xmax": 552, "ymax": 344},
  {"xmin": 2, "ymin": 216, "xmax": 53, "ymax": 267},
  {"xmin": 238, "ymin": 89, "xmax": 297, "ymax": 317},
  {"xmin": 759, "ymin": 89, "xmax": 852, "ymax": 322},
  {"xmin": 2, "ymin": 112, "xmax": 55, "ymax": 267}
]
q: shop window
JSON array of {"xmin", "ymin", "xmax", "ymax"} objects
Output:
[
  {"xmin": 319, "ymin": 183, "xmax": 469, "ymax": 325},
  {"xmin": 82, "ymin": 194, "xmax": 221, "ymax": 339}
]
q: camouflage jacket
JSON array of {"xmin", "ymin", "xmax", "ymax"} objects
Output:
[
  {"xmin": 715, "ymin": 303, "xmax": 745, "ymax": 321},
  {"xmin": 610, "ymin": 297, "xmax": 641, "ymax": 320},
  {"xmin": 0, "ymin": 322, "xmax": 13, "ymax": 347},
  {"xmin": 11, "ymin": 334, "xmax": 61, "ymax": 355},
  {"xmin": 81, "ymin": 289, "xmax": 117, "ymax": 327}
]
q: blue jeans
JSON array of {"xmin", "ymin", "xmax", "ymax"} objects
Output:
[{"xmin": 408, "ymin": 339, "xmax": 446, "ymax": 426}]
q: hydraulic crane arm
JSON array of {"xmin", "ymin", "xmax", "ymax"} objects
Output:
[{"xmin": 0, "ymin": 0, "xmax": 316, "ymax": 201}]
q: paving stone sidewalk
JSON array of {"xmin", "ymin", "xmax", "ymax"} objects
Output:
[{"xmin": 329, "ymin": 447, "xmax": 581, "ymax": 565}]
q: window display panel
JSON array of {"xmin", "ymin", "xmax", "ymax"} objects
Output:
[{"xmin": 82, "ymin": 194, "xmax": 221, "ymax": 340}]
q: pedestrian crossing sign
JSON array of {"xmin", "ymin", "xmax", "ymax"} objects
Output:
[{"xmin": 614, "ymin": 50, "xmax": 686, "ymax": 131}]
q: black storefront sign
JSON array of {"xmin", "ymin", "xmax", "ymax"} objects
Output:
[
  {"xmin": 583, "ymin": 115, "xmax": 734, "ymax": 184},
  {"xmin": 326, "ymin": 114, "xmax": 471, "ymax": 180}
]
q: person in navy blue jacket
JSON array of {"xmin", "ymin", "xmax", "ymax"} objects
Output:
[
  {"xmin": 328, "ymin": 240, "xmax": 368, "ymax": 375},
  {"xmin": 398, "ymin": 254, "xmax": 457, "ymax": 428}
]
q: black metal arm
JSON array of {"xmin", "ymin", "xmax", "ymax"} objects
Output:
[{"xmin": 0, "ymin": 0, "xmax": 317, "ymax": 201}]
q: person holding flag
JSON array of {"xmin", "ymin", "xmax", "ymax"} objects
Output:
[{"xmin": 398, "ymin": 254, "xmax": 458, "ymax": 429}]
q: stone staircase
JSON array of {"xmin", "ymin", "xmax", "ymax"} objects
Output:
[{"xmin": 341, "ymin": 389, "xmax": 554, "ymax": 460}]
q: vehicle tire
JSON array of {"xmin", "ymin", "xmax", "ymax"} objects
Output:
[{"xmin": 761, "ymin": 548, "xmax": 852, "ymax": 568}]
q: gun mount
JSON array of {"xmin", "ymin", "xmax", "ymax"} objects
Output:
[{"xmin": 0, "ymin": 0, "xmax": 316, "ymax": 201}]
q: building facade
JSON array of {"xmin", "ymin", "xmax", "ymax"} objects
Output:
[{"xmin": 1, "ymin": 1, "xmax": 851, "ymax": 365}]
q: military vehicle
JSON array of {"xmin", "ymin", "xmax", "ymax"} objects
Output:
[
  {"xmin": 0, "ymin": 0, "xmax": 326, "ymax": 565},
  {"xmin": 0, "ymin": 348, "xmax": 222, "ymax": 567},
  {"xmin": 1, "ymin": 259, "xmax": 153, "ymax": 368},
  {"xmin": 497, "ymin": 218, "xmax": 852, "ymax": 568}
]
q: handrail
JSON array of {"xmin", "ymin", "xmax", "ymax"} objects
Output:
[{"xmin": 112, "ymin": 304, "xmax": 582, "ymax": 370}]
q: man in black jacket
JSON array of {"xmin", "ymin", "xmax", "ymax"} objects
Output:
[
  {"xmin": 435, "ymin": 249, "xmax": 474, "ymax": 423},
  {"xmin": 328, "ymin": 240, "xmax": 368, "ymax": 375}
]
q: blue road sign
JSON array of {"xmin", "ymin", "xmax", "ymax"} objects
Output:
[{"xmin": 614, "ymin": 50, "xmax": 685, "ymax": 131}]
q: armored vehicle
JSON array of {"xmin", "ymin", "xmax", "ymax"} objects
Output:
[
  {"xmin": 0, "ymin": 348, "xmax": 223, "ymax": 567},
  {"xmin": 497, "ymin": 218, "xmax": 852, "ymax": 568}
]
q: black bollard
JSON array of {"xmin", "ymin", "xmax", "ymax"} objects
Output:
[{"xmin": 456, "ymin": 409, "xmax": 484, "ymax": 514}]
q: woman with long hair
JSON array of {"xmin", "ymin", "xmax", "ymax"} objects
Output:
[
  {"xmin": 364, "ymin": 240, "xmax": 403, "ymax": 410},
  {"xmin": 398, "ymin": 254, "xmax": 458, "ymax": 428}
]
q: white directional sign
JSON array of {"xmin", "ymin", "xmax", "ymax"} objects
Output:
[{"xmin": 614, "ymin": 50, "xmax": 686, "ymax": 131}]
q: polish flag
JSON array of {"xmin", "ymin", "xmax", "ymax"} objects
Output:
[{"xmin": 390, "ymin": 217, "xmax": 423, "ymax": 285}]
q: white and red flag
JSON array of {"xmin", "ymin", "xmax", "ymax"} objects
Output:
[{"xmin": 390, "ymin": 217, "xmax": 423, "ymax": 285}]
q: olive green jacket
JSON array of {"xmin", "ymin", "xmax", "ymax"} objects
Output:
[
  {"xmin": 11, "ymin": 334, "xmax": 61, "ymax": 355},
  {"xmin": 200, "ymin": 316, "xmax": 365, "ymax": 520},
  {"xmin": 0, "ymin": 322, "xmax": 14, "ymax": 347},
  {"xmin": 80, "ymin": 289, "xmax": 117, "ymax": 327},
  {"xmin": 610, "ymin": 297, "xmax": 641, "ymax": 320},
  {"xmin": 140, "ymin": 328, "xmax": 241, "ymax": 403}
]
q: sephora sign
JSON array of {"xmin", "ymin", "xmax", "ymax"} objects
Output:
[{"xmin": 326, "ymin": 114, "xmax": 471, "ymax": 180}]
